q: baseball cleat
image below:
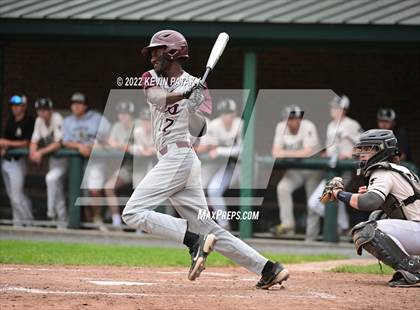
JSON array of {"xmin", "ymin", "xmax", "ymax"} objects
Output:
[
  {"xmin": 188, "ymin": 234, "xmax": 216, "ymax": 281},
  {"xmin": 256, "ymin": 262, "xmax": 290, "ymax": 289},
  {"xmin": 269, "ymin": 224, "xmax": 295, "ymax": 237},
  {"xmin": 388, "ymin": 270, "xmax": 420, "ymax": 288}
]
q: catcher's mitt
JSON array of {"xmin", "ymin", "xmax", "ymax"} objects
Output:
[{"xmin": 320, "ymin": 177, "xmax": 344, "ymax": 204}]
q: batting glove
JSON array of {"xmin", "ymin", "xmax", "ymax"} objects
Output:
[{"xmin": 184, "ymin": 82, "xmax": 205, "ymax": 113}]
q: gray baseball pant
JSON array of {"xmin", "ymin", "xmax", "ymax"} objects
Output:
[
  {"xmin": 1, "ymin": 158, "xmax": 32, "ymax": 225},
  {"xmin": 122, "ymin": 145, "xmax": 267, "ymax": 275}
]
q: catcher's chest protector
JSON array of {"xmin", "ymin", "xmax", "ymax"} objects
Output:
[
  {"xmin": 381, "ymin": 194, "xmax": 407, "ymax": 220},
  {"xmin": 371, "ymin": 163, "xmax": 420, "ymax": 219}
]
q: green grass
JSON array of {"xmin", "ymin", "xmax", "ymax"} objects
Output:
[
  {"xmin": 0, "ymin": 239, "xmax": 346, "ymax": 267},
  {"xmin": 331, "ymin": 264, "xmax": 394, "ymax": 275}
]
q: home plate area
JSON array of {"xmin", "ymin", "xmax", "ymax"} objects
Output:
[{"xmin": 1, "ymin": 264, "xmax": 418, "ymax": 309}]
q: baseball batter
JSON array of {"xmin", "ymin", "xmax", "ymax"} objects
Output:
[
  {"xmin": 122, "ymin": 30, "xmax": 289, "ymax": 288},
  {"xmin": 322, "ymin": 129, "xmax": 420, "ymax": 287}
]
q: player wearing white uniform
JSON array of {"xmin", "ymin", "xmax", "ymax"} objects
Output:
[
  {"xmin": 325, "ymin": 129, "xmax": 420, "ymax": 287},
  {"xmin": 132, "ymin": 106, "xmax": 156, "ymax": 186},
  {"xmin": 122, "ymin": 30, "xmax": 289, "ymax": 289},
  {"xmin": 271, "ymin": 106, "xmax": 321, "ymax": 240},
  {"xmin": 308, "ymin": 95, "xmax": 362, "ymax": 235},
  {"xmin": 104, "ymin": 101, "xmax": 140, "ymax": 228},
  {"xmin": 198, "ymin": 99, "xmax": 242, "ymax": 230},
  {"xmin": 29, "ymin": 98, "xmax": 67, "ymax": 229},
  {"xmin": 0, "ymin": 95, "xmax": 34, "ymax": 226}
]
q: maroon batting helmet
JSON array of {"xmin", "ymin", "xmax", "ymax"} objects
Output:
[{"xmin": 142, "ymin": 30, "xmax": 189, "ymax": 60}]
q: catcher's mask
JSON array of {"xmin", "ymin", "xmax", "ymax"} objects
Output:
[{"xmin": 352, "ymin": 129, "xmax": 399, "ymax": 176}]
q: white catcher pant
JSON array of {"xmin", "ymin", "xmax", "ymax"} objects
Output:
[
  {"xmin": 122, "ymin": 145, "xmax": 268, "ymax": 275},
  {"xmin": 377, "ymin": 219, "xmax": 420, "ymax": 256},
  {"xmin": 46, "ymin": 157, "xmax": 67, "ymax": 225},
  {"xmin": 1, "ymin": 158, "xmax": 32, "ymax": 225}
]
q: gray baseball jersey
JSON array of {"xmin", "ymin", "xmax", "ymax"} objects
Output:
[{"xmin": 141, "ymin": 70, "xmax": 211, "ymax": 151}]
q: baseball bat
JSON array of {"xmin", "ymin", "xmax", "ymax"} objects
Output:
[{"xmin": 200, "ymin": 32, "xmax": 229, "ymax": 84}]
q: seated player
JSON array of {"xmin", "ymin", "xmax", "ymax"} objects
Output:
[
  {"xmin": 198, "ymin": 99, "xmax": 242, "ymax": 230},
  {"xmin": 62, "ymin": 92, "xmax": 111, "ymax": 231},
  {"xmin": 377, "ymin": 108, "xmax": 412, "ymax": 161},
  {"xmin": 104, "ymin": 100, "xmax": 139, "ymax": 228},
  {"xmin": 308, "ymin": 95, "xmax": 362, "ymax": 236},
  {"xmin": 0, "ymin": 94, "xmax": 34, "ymax": 226},
  {"xmin": 29, "ymin": 97, "xmax": 67, "ymax": 229},
  {"xmin": 271, "ymin": 105, "xmax": 321, "ymax": 241}
]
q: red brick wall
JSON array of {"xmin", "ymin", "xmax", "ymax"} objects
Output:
[{"xmin": 1, "ymin": 40, "xmax": 419, "ymax": 165}]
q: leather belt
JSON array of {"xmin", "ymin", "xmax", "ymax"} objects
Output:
[{"xmin": 159, "ymin": 141, "xmax": 191, "ymax": 156}]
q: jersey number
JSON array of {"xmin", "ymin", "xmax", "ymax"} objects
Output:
[{"xmin": 162, "ymin": 118, "xmax": 174, "ymax": 132}]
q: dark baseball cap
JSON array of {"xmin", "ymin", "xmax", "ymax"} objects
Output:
[
  {"xmin": 377, "ymin": 108, "xmax": 396, "ymax": 121},
  {"xmin": 71, "ymin": 92, "xmax": 86, "ymax": 103},
  {"xmin": 35, "ymin": 97, "xmax": 53, "ymax": 110},
  {"xmin": 283, "ymin": 105, "xmax": 304, "ymax": 119}
]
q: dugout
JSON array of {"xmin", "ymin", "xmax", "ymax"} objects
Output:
[{"xmin": 1, "ymin": 0, "xmax": 420, "ymax": 240}]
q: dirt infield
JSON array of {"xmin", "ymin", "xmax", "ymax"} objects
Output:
[{"xmin": 1, "ymin": 261, "xmax": 418, "ymax": 310}]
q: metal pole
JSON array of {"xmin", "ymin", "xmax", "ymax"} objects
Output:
[
  {"xmin": 68, "ymin": 155, "xmax": 83, "ymax": 228},
  {"xmin": 240, "ymin": 51, "xmax": 257, "ymax": 239}
]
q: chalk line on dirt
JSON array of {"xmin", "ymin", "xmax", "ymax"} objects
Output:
[{"xmin": 0, "ymin": 286, "xmax": 337, "ymax": 300}]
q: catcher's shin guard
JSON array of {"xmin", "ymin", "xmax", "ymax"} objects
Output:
[{"xmin": 351, "ymin": 221, "xmax": 420, "ymax": 274}]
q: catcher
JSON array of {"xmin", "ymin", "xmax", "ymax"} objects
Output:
[{"xmin": 321, "ymin": 129, "xmax": 420, "ymax": 287}]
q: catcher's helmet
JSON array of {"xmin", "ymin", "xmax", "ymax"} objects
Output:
[
  {"xmin": 142, "ymin": 30, "xmax": 189, "ymax": 60},
  {"xmin": 116, "ymin": 101, "xmax": 135, "ymax": 114},
  {"xmin": 377, "ymin": 108, "xmax": 396, "ymax": 122},
  {"xmin": 352, "ymin": 129, "xmax": 399, "ymax": 176},
  {"xmin": 35, "ymin": 97, "xmax": 53, "ymax": 110}
]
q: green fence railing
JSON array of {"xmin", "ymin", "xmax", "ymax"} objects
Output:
[
  {"xmin": 256, "ymin": 156, "xmax": 418, "ymax": 242},
  {"xmin": 3, "ymin": 148, "xmax": 418, "ymax": 241}
]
